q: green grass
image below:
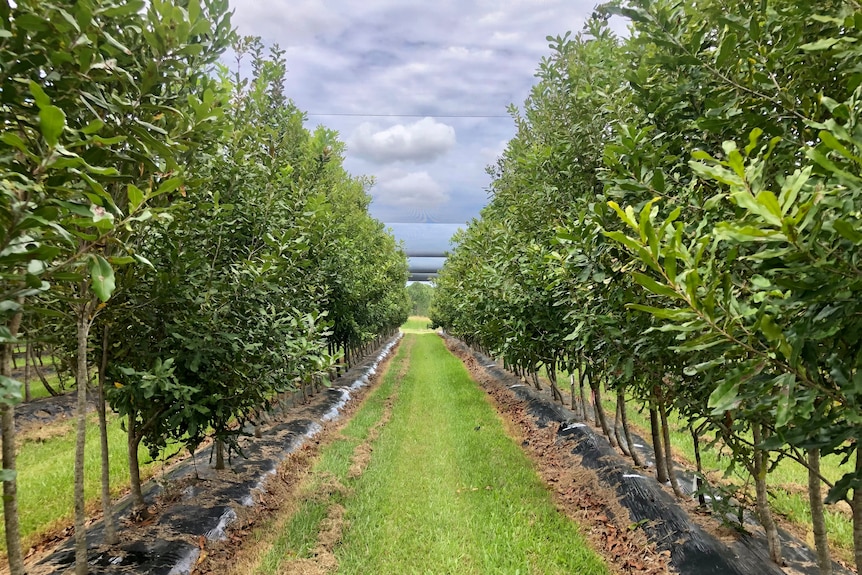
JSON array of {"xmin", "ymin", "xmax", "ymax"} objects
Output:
[
  {"xmin": 21, "ymin": 372, "xmax": 63, "ymax": 401},
  {"xmin": 401, "ymin": 315, "xmax": 433, "ymax": 333},
  {"xmin": 1, "ymin": 412, "xmax": 182, "ymax": 552},
  {"xmin": 259, "ymin": 334, "xmax": 609, "ymax": 574}
]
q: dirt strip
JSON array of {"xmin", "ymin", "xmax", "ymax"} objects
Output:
[
  {"xmin": 444, "ymin": 335, "xmax": 850, "ymax": 575},
  {"xmin": 21, "ymin": 335, "xmax": 402, "ymax": 575}
]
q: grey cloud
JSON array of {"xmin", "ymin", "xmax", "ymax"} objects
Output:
[{"xmin": 374, "ymin": 170, "xmax": 449, "ymax": 209}]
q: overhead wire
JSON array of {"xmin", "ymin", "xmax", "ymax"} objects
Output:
[{"xmin": 305, "ymin": 112, "xmax": 510, "ymax": 118}]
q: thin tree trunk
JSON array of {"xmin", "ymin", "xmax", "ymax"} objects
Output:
[
  {"xmin": 752, "ymin": 422, "xmax": 782, "ymax": 565},
  {"xmin": 578, "ymin": 365, "xmax": 589, "ymax": 420},
  {"xmin": 650, "ymin": 401, "xmax": 668, "ymax": 484},
  {"xmin": 591, "ymin": 371, "xmax": 616, "ymax": 447},
  {"xmin": 692, "ymin": 424, "xmax": 706, "ymax": 506},
  {"xmin": 2, "ymin": 309, "xmax": 25, "ymax": 575},
  {"xmin": 74, "ymin": 298, "xmax": 95, "ymax": 575},
  {"xmin": 807, "ymin": 448, "xmax": 831, "ymax": 575},
  {"xmin": 658, "ymin": 395, "xmax": 685, "ymax": 498},
  {"xmin": 619, "ymin": 388, "xmax": 643, "ymax": 467},
  {"xmin": 614, "ymin": 397, "xmax": 630, "ymax": 456},
  {"xmin": 852, "ymin": 447, "xmax": 862, "ymax": 575},
  {"xmin": 569, "ymin": 373, "xmax": 576, "ymax": 411},
  {"xmin": 23, "ymin": 342, "xmax": 31, "ymax": 403},
  {"xmin": 127, "ymin": 414, "xmax": 147, "ymax": 511},
  {"xmin": 530, "ymin": 369, "xmax": 542, "ymax": 391},
  {"xmin": 215, "ymin": 438, "xmax": 225, "ymax": 470},
  {"xmin": 547, "ymin": 363, "xmax": 563, "ymax": 404},
  {"xmin": 97, "ymin": 327, "xmax": 118, "ymax": 545}
]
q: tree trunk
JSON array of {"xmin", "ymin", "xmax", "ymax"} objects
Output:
[
  {"xmin": 658, "ymin": 395, "xmax": 685, "ymax": 498},
  {"xmin": 807, "ymin": 448, "xmax": 831, "ymax": 575},
  {"xmin": 2, "ymin": 310, "xmax": 25, "ymax": 575},
  {"xmin": 692, "ymin": 424, "xmax": 706, "ymax": 506},
  {"xmin": 752, "ymin": 422, "xmax": 782, "ymax": 565},
  {"xmin": 97, "ymin": 327, "xmax": 118, "ymax": 545},
  {"xmin": 591, "ymin": 373, "xmax": 616, "ymax": 447},
  {"xmin": 547, "ymin": 364, "xmax": 563, "ymax": 404},
  {"xmin": 619, "ymin": 388, "xmax": 643, "ymax": 467},
  {"xmin": 215, "ymin": 438, "xmax": 225, "ymax": 470},
  {"xmin": 853, "ymin": 447, "xmax": 862, "ymax": 575},
  {"xmin": 578, "ymin": 366, "xmax": 589, "ymax": 420},
  {"xmin": 569, "ymin": 373, "xmax": 577, "ymax": 412},
  {"xmin": 614, "ymin": 395, "xmax": 630, "ymax": 456},
  {"xmin": 650, "ymin": 401, "xmax": 668, "ymax": 484},
  {"xmin": 74, "ymin": 298, "xmax": 94, "ymax": 575},
  {"xmin": 530, "ymin": 369, "xmax": 542, "ymax": 391},
  {"xmin": 127, "ymin": 414, "xmax": 147, "ymax": 511},
  {"xmin": 23, "ymin": 343, "xmax": 31, "ymax": 403}
]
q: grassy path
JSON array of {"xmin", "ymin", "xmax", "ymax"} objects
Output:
[{"xmin": 250, "ymin": 333, "xmax": 608, "ymax": 574}]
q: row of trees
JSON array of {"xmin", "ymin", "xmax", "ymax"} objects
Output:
[
  {"xmin": 432, "ymin": 1, "xmax": 862, "ymax": 574},
  {"xmin": 1, "ymin": 2, "xmax": 408, "ymax": 574},
  {"xmin": 407, "ymin": 282, "xmax": 434, "ymax": 317}
]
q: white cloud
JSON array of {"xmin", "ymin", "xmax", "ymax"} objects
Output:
[
  {"xmin": 350, "ymin": 118, "xmax": 456, "ymax": 164},
  {"xmin": 374, "ymin": 171, "xmax": 449, "ymax": 208}
]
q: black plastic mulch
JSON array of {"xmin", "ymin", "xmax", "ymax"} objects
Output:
[
  {"xmin": 32, "ymin": 335, "xmax": 402, "ymax": 575},
  {"xmin": 448, "ymin": 336, "xmax": 851, "ymax": 575}
]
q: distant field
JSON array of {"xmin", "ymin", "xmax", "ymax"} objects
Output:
[{"xmin": 401, "ymin": 316, "xmax": 433, "ymax": 332}]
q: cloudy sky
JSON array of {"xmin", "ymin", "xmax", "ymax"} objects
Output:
[{"xmin": 228, "ymin": 0, "xmax": 615, "ymax": 265}]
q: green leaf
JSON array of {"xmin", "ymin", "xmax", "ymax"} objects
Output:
[
  {"xmin": 731, "ymin": 190, "xmax": 782, "ymax": 227},
  {"xmin": 81, "ymin": 119, "xmax": 105, "ymax": 134},
  {"xmin": 779, "ymin": 167, "xmax": 811, "ymax": 215},
  {"xmin": 774, "ymin": 374, "xmax": 796, "ymax": 428},
  {"xmin": 627, "ymin": 303, "xmax": 696, "ymax": 321},
  {"xmin": 715, "ymin": 223, "xmax": 785, "ymax": 243},
  {"xmin": 755, "ymin": 191, "xmax": 782, "ymax": 223},
  {"xmin": 708, "ymin": 379, "xmax": 740, "ymax": 413},
  {"xmin": 97, "ymin": 1, "xmax": 146, "ymax": 17},
  {"xmin": 631, "ymin": 272, "xmax": 683, "ymax": 300},
  {"xmin": 819, "ymin": 130, "xmax": 862, "ymax": 163},
  {"xmin": 127, "ymin": 184, "xmax": 145, "ymax": 211},
  {"xmin": 152, "ymin": 177, "xmax": 183, "ymax": 198},
  {"xmin": 103, "ymin": 31, "xmax": 132, "ymax": 55},
  {"xmin": 28, "ymin": 80, "xmax": 51, "ymax": 108},
  {"xmin": 39, "ymin": 105, "xmax": 66, "ymax": 147},
  {"xmin": 0, "ymin": 375, "xmax": 23, "ymax": 406},
  {"xmin": 833, "ymin": 219, "xmax": 862, "ymax": 243},
  {"xmin": 87, "ymin": 255, "xmax": 115, "ymax": 302},
  {"xmin": 607, "ymin": 201, "xmax": 637, "ymax": 230},
  {"xmin": 716, "ymin": 32, "xmax": 737, "ymax": 66},
  {"xmin": 603, "ymin": 231, "xmax": 661, "ymax": 273},
  {"xmin": 800, "ymin": 37, "xmax": 841, "ymax": 51}
]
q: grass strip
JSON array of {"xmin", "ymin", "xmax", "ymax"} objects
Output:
[
  {"xmin": 250, "ymin": 334, "xmax": 413, "ymax": 573},
  {"xmin": 259, "ymin": 333, "xmax": 609, "ymax": 574}
]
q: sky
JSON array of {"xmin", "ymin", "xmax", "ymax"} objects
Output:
[{"xmin": 227, "ymin": 0, "xmax": 616, "ymax": 272}]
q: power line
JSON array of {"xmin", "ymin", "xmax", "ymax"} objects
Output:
[{"xmin": 306, "ymin": 112, "xmax": 510, "ymax": 118}]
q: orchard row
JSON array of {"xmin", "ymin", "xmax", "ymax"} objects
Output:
[{"xmin": 432, "ymin": 2, "xmax": 862, "ymax": 574}]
